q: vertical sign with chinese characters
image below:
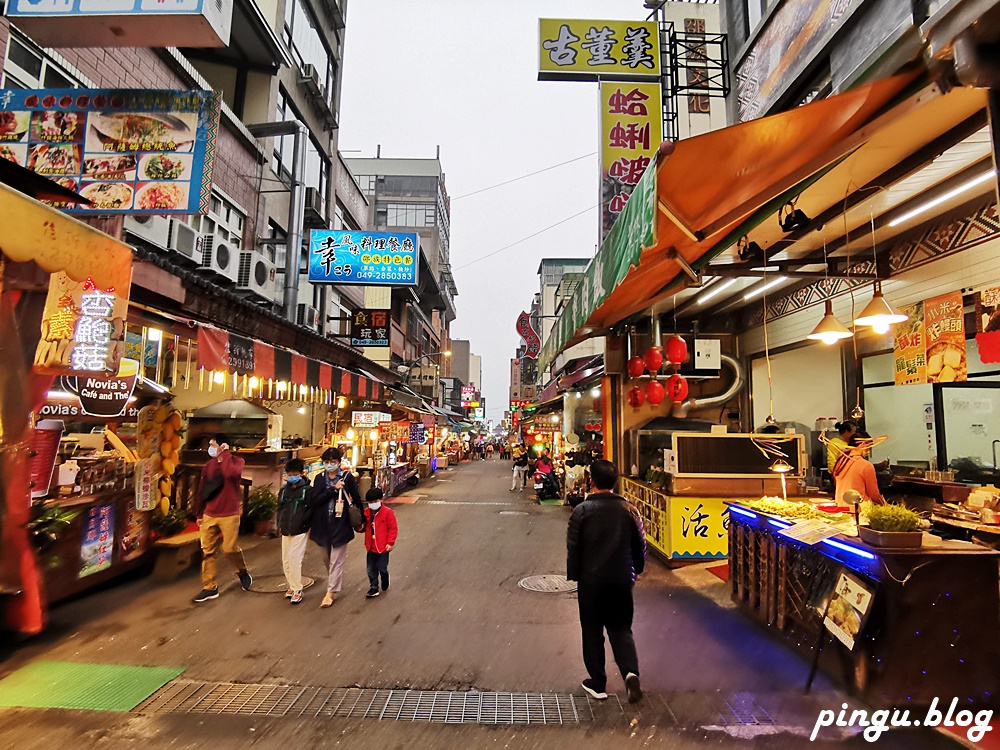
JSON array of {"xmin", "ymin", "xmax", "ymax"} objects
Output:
[
  {"xmin": 683, "ymin": 18, "xmax": 711, "ymax": 115},
  {"xmin": 34, "ymin": 271, "xmax": 130, "ymax": 374},
  {"xmin": 516, "ymin": 311, "xmax": 541, "ymax": 359},
  {"xmin": 924, "ymin": 291, "xmax": 967, "ymax": 383},
  {"xmin": 350, "ymin": 309, "xmax": 390, "ymax": 347},
  {"xmin": 80, "ymin": 501, "xmax": 115, "ymax": 578},
  {"xmin": 600, "ymin": 82, "xmax": 661, "ymax": 240},
  {"xmin": 538, "ymin": 19, "xmax": 660, "ymax": 80},
  {"xmin": 893, "ymin": 303, "xmax": 926, "ymax": 386}
]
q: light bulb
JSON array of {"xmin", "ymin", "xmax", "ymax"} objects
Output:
[
  {"xmin": 146, "ymin": 328, "xmax": 162, "ymax": 342},
  {"xmin": 370, "ymin": 430, "xmax": 379, "ymax": 441},
  {"xmin": 212, "ymin": 371, "xmax": 225, "ymax": 384},
  {"xmin": 591, "ymin": 387, "xmax": 601, "ymax": 397},
  {"xmin": 346, "ymin": 428, "xmax": 356, "ymax": 440},
  {"xmin": 818, "ymin": 332, "xmax": 842, "ymax": 345},
  {"xmin": 297, "ymin": 407, "xmax": 306, "ymax": 415},
  {"xmin": 249, "ymin": 376, "xmax": 259, "ymax": 388},
  {"xmin": 872, "ymin": 320, "xmax": 891, "ymax": 335}
]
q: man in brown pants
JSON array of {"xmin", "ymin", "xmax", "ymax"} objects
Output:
[{"xmin": 193, "ymin": 433, "xmax": 252, "ymax": 602}]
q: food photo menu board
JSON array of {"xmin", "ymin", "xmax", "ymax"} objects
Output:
[{"xmin": 0, "ymin": 88, "xmax": 220, "ymax": 214}]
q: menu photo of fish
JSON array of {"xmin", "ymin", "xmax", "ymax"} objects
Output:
[
  {"xmin": 83, "ymin": 153, "xmax": 138, "ymax": 180},
  {"xmin": 28, "ymin": 143, "xmax": 81, "ymax": 175},
  {"xmin": 0, "ymin": 111, "xmax": 29, "ymax": 143},
  {"xmin": 85, "ymin": 111, "xmax": 197, "ymax": 153},
  {"xmin": 30, "ymin": 110, "xmax": 85, "ymax": 142}
]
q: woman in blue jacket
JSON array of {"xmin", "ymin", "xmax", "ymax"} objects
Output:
[{"xmin": 310, "ymin": 447, "xmax": 363, "ymax": 608}]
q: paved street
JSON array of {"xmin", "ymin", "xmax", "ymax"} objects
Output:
[{"xmin": 0, "ymin": 459, "xmax": 961, "ymax": 748}]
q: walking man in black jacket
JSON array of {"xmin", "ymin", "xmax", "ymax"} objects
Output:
[{"xmin": 567, "ymin": 459, "xmax": 646, "ymax": 703}]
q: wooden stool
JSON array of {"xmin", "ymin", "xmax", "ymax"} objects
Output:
[{"xmin": 152, "ymin": 531, "xmax": 202, "ymax": 582}]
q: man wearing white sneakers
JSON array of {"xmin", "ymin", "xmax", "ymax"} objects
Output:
[{"xmin": 566, "ymin": 459, "xmax": 646, "ymax": 703}]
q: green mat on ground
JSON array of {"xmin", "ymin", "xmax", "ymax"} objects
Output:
[
  {"xmin": 538, "ymin": 499, "xmax": 564, "ymax": 506},
  {"xmin": 0, "ymin": 661, "xmax": 184, "ymax": 711}
]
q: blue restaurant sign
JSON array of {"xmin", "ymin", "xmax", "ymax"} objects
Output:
[{"xmin": 308, "ymin": 230, "xmax": 419, "ymax": 286}]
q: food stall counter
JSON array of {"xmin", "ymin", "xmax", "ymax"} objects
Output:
[{"xmin": 725, "ymin": 500, "xmax": 1000, "ymax": 709}]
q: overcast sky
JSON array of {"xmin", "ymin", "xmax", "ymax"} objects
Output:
[{"xmin": 339, "ymin": 0, "xmax": 651, "ymax": 418}]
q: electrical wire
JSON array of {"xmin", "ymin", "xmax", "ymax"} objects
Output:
[
  {"xmin": 450, "ymin": 152, "xmax": 597, "ymax": 201},
  {"xmin": 454, "ymin": 204, "xmax": 598, "ymax": 270}
]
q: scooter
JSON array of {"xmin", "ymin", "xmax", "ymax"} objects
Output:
[{"xmin": 533, "ymin": 470, "xmax": 560, "ymax": 500}]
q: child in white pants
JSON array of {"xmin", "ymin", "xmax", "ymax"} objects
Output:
[{"xmin": 276, "ymin": 458, "xmax": 314, "ymax": 604}]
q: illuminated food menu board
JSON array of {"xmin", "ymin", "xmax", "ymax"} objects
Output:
[{"xmin": 0, "ymin": 88, "xmax": 220, "ymax": 214}]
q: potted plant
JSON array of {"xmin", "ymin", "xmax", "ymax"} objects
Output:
[
  {"xmin": 247, "ymin": 484, "xmax": 278, "ymax": 536},
  {"xmin": 150, "ymin": 508, "xmax": 190, "ymax": 541},
  {"xmin": 25, "ymin": 503, "xmax": 80, "ymax": 568},
  {"xmin": 859, "ymin": 503, "xmax": 923, "ymax": 548}
]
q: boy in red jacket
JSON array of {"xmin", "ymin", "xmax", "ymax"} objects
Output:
[{"xmin": 363, "ymin": 488, "xmax": 397, "ymax": 598}]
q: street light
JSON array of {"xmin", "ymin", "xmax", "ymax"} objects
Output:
[{"xmin": 398, "ymin": 351, "xmax": 452, "ymax": 392}]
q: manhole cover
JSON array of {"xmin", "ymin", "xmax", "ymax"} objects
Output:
[
  {"xmin": 247, "ymin": 574, "xmax": 315, "ymax": 593},
  {"xmin": 518, "ymin": 574, "xmax": 577, "ymax": 593},
  {"xmin": 500, "ymin": 511, "xmax": 528, "ymax": 515}
]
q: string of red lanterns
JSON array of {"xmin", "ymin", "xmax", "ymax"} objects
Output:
[{"xmin": 627, "ymin": 335, "xmax": 690, "ymax": 407}]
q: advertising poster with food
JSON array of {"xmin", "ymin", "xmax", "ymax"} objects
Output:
[
  {"xmin": 975, "ymin": 286, "xmax": 1000, "ymax": 364},
  {"xmin": 823, "ymin": 571, "xmax": 874, "ymax": 651},
  {"xmin": 0, "ymin": 88, "xmax": 220, "ymax": 214},
  {"xmin": 893, "ymin": 302, "xmax": 926, "ymax": 386},
  {"xmin": 924, "ymin": 291, "xmax": 967, "ymax": 383}
]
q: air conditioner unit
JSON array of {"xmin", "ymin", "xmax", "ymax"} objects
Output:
[
  {"xmin": 199, "ymin": 230, "xmax": 239, "ymax": 284},
  {"xmin": 166, "ymin": 219, "xmax": 201, "ymax": 262},
  {"xmin": 237, "ymin": 251, "xmax": 277, "ymax": 302},
  {"xmin": 123, "ymin": 214, "xmax": 170, "ymax": 250},
  {"xmin": 303, "ymin": 186, "xmax": 326, "ymax": 227},
  {"xmin": 297, "ymin": 303, "xmax": 320, "ymax": 330},
  {"xmin": 298, "ymin": 64, "xmax": 322, "ymax": 98}
]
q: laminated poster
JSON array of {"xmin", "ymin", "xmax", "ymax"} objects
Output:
[
  {"xmin": 893, "ymin": 302, "xmax": 926, "ymax": 386},
  {"xmin": 923, "ymin": 291, "xmax": 967, "ymax": 383}
]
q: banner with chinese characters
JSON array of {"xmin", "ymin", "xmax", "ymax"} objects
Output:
[
  {"xmin": 976, "ymin": 286, "xmax": 1000, "ymax": 363},
  {"xmin": 308, "ymin": 230, "xmax": 419, "ymax": 286},
  {"xmin": 924, "ymin": 291, "xmax": 967, "ymax": 383},
  {"xmin": 350, "ymin": 309, "xmax": 390, "ymax": 347},
  {"xmin": 33, "ymin": 271, "xmax": 131, "ymax": 375},
  {"xmin": 601, "ymin": 81, "xmax": 661, "ymax": 240},
  {"xmin": 383, "ymin": 421, "xmax": 411, "ymax": 443},
  {"xmin": 668, "ymin": 497, "xmax": 729, "ymax": 560},
  {"xmin": 516, "ymin": 311, "xmax": 541, "ymax": 359},
  {"xmin": 352, "ymin": 411, "xmax": 392, "ymax": 427},
  {"xmin": 893, "ymin": 303, "xmax": 926, "ymax": 386},
  {"xmin": 80, "ymin": 501, "xmax": 115, "ymax": 578},
  {"xmin": 538, "ymin": 19, "xmax": 660, "ymax": 81},
  {"xmin": 0, "ymin": 88, "xmax": 220, "ymax": 214}
]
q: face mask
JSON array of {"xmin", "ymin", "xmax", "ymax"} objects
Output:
[
  {"xmin": 208, "ymin": 446, "xmax": 219, "ymax": 458},
  {"xmin": 368, "ymin": 502, "xmax": 382, "ymax": 511},
  {"xmin": 325, "ymin": 463, "xmax": 339, "ymax": 472},
  {"xmin": 287, "ymin": 475, "xmax": 302, "ymax": 484}
]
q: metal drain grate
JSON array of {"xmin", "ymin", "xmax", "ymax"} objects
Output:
[
  {"xmin": 138, "ymin": 682, "xmax": 594, "ymax": 725},
  {"xmin": 518, "ymin": 574, "xmax": 577, "ymax": 593}
]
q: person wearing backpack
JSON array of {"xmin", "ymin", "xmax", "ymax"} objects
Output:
[
  {"xmin": 310, "ymin": 447, "xmax": 363, "ymax": 608},
  {"xmin": 277, "ymin": 458, "xmax": 315, "ymax": 605}
]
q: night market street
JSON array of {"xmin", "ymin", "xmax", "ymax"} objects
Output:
[{"xmin": 0, "ymin": 459, "xmax": 961, "ymax": 749}]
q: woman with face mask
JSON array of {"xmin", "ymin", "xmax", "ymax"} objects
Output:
[{"xmin": 309, "ymin": 447, "xmax": 363, "ymax": 607}]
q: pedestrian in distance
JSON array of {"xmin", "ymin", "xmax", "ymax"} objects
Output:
[
  {"xmin": 510, "ymin": 442, "xmax": 529, "ymax": 492},
  {"xmin": 193, "ymin": 433, "xmax": 252, "ymax": 603},
  {"xmin": 310, "ymin": 447, "xmax": 363, "ymax": 608},
  {"xmin": 362, "ymin": 487, "xmax": 398, "ymax": 598},
  {"xmin": 277, "ymin": 458, "xmax": 314, "ymax": 605},
  {"xmin": 567, "ymin": 459, "xmax": 646, "ymax": 703}
]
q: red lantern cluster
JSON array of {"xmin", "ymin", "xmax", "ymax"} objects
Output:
[
  {"xmin": 643, "ymin": 347, "xmax": 663, "ymax": 375},
  {"xmin": 625, "ymin": 338, "xmax": 691, "ymax": 409},
  {"xmin": 627, "ymin": 356, "xmax": 645, "ymax": 379}
]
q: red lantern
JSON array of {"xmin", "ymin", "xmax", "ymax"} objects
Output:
[
  {"xmin": 627, "ymin": 356, "xmax": 645, "ymax": 379},
  {"xmin": 643, "ymin": 347, "xmax": 663, "ymax": 374},
  {"xmin": 645, "ymin": 379, "xmax": 665, "ymax": 405},
  {"xmin": 666, "ymin": 374, "xmax": 689, "ymax": 403},
  {"xmin": 665, "ymin": 335, "xmax": 688, "ymax": 365},
  {"xmin": 627, "ymin": 386, "xmax": 645, "ymax": 408}
]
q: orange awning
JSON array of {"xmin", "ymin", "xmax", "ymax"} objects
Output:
[{"xmin": 541, "ymin": 72, "xmax": 924, "ymax": 369}]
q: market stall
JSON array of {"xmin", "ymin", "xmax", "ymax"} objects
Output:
[{"xmin": 726, "ymin": 497, "xmax": 999, "ymax": 708}]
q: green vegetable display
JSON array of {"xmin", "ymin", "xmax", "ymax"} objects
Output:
[{"xmin": 865, "ymin": 503, "xmax": 921, "ymax": 533}]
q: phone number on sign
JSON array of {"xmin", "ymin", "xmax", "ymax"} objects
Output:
[{"xmin": 356, "ymin": 269, "xmax": 413, "ymax": 280}]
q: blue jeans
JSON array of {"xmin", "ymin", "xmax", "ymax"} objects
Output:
[{"xmin": 367, "ymin": 551, "xmax": 390, "ymax": 590}]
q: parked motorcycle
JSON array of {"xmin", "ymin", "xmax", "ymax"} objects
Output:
[{"xmin": 533, "ymin": 470, "xmax": 560, "ymax": 500}]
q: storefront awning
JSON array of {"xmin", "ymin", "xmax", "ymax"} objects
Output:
[
  {"xmin": 387, "ymin": 387, "xmax": 436, "ymax": 414},
  {"xmin": 539, "ymin": 73, "xmax": 921, "ymax": 370},
  {"xmin": 0, "ymin": 181, "xmax": 131, "ymax": 292}
]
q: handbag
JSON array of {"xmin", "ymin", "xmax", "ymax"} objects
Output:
[{"xmin": 345, "ymin": 489, "xmax": 364, "ymax": 529}]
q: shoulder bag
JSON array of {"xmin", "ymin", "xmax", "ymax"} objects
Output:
[{"xmin": 345, "ymin": 489, "xmax": 364, "ymax": 529}]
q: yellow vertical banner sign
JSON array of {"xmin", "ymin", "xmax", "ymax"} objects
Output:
[
  {"xmin": 893, "ymin": 303, "xmax": 926, "ymax": 386},
  {"xmin": 600, "ymin": 81, "xmax": 662, "ymax": 240}
]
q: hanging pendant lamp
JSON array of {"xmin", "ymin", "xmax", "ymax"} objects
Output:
[
  {"xmin": 807, "ymin": 300, "xmax": 854, "ymax": 345},
  {"xmin": 854, "ymin": 282, "xmax": 907, "ymax": 335}
]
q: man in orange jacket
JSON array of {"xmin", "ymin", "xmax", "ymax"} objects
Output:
[{"xmin": 362, "ymin": 488, "xmax": 398, "ymax": 598}]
